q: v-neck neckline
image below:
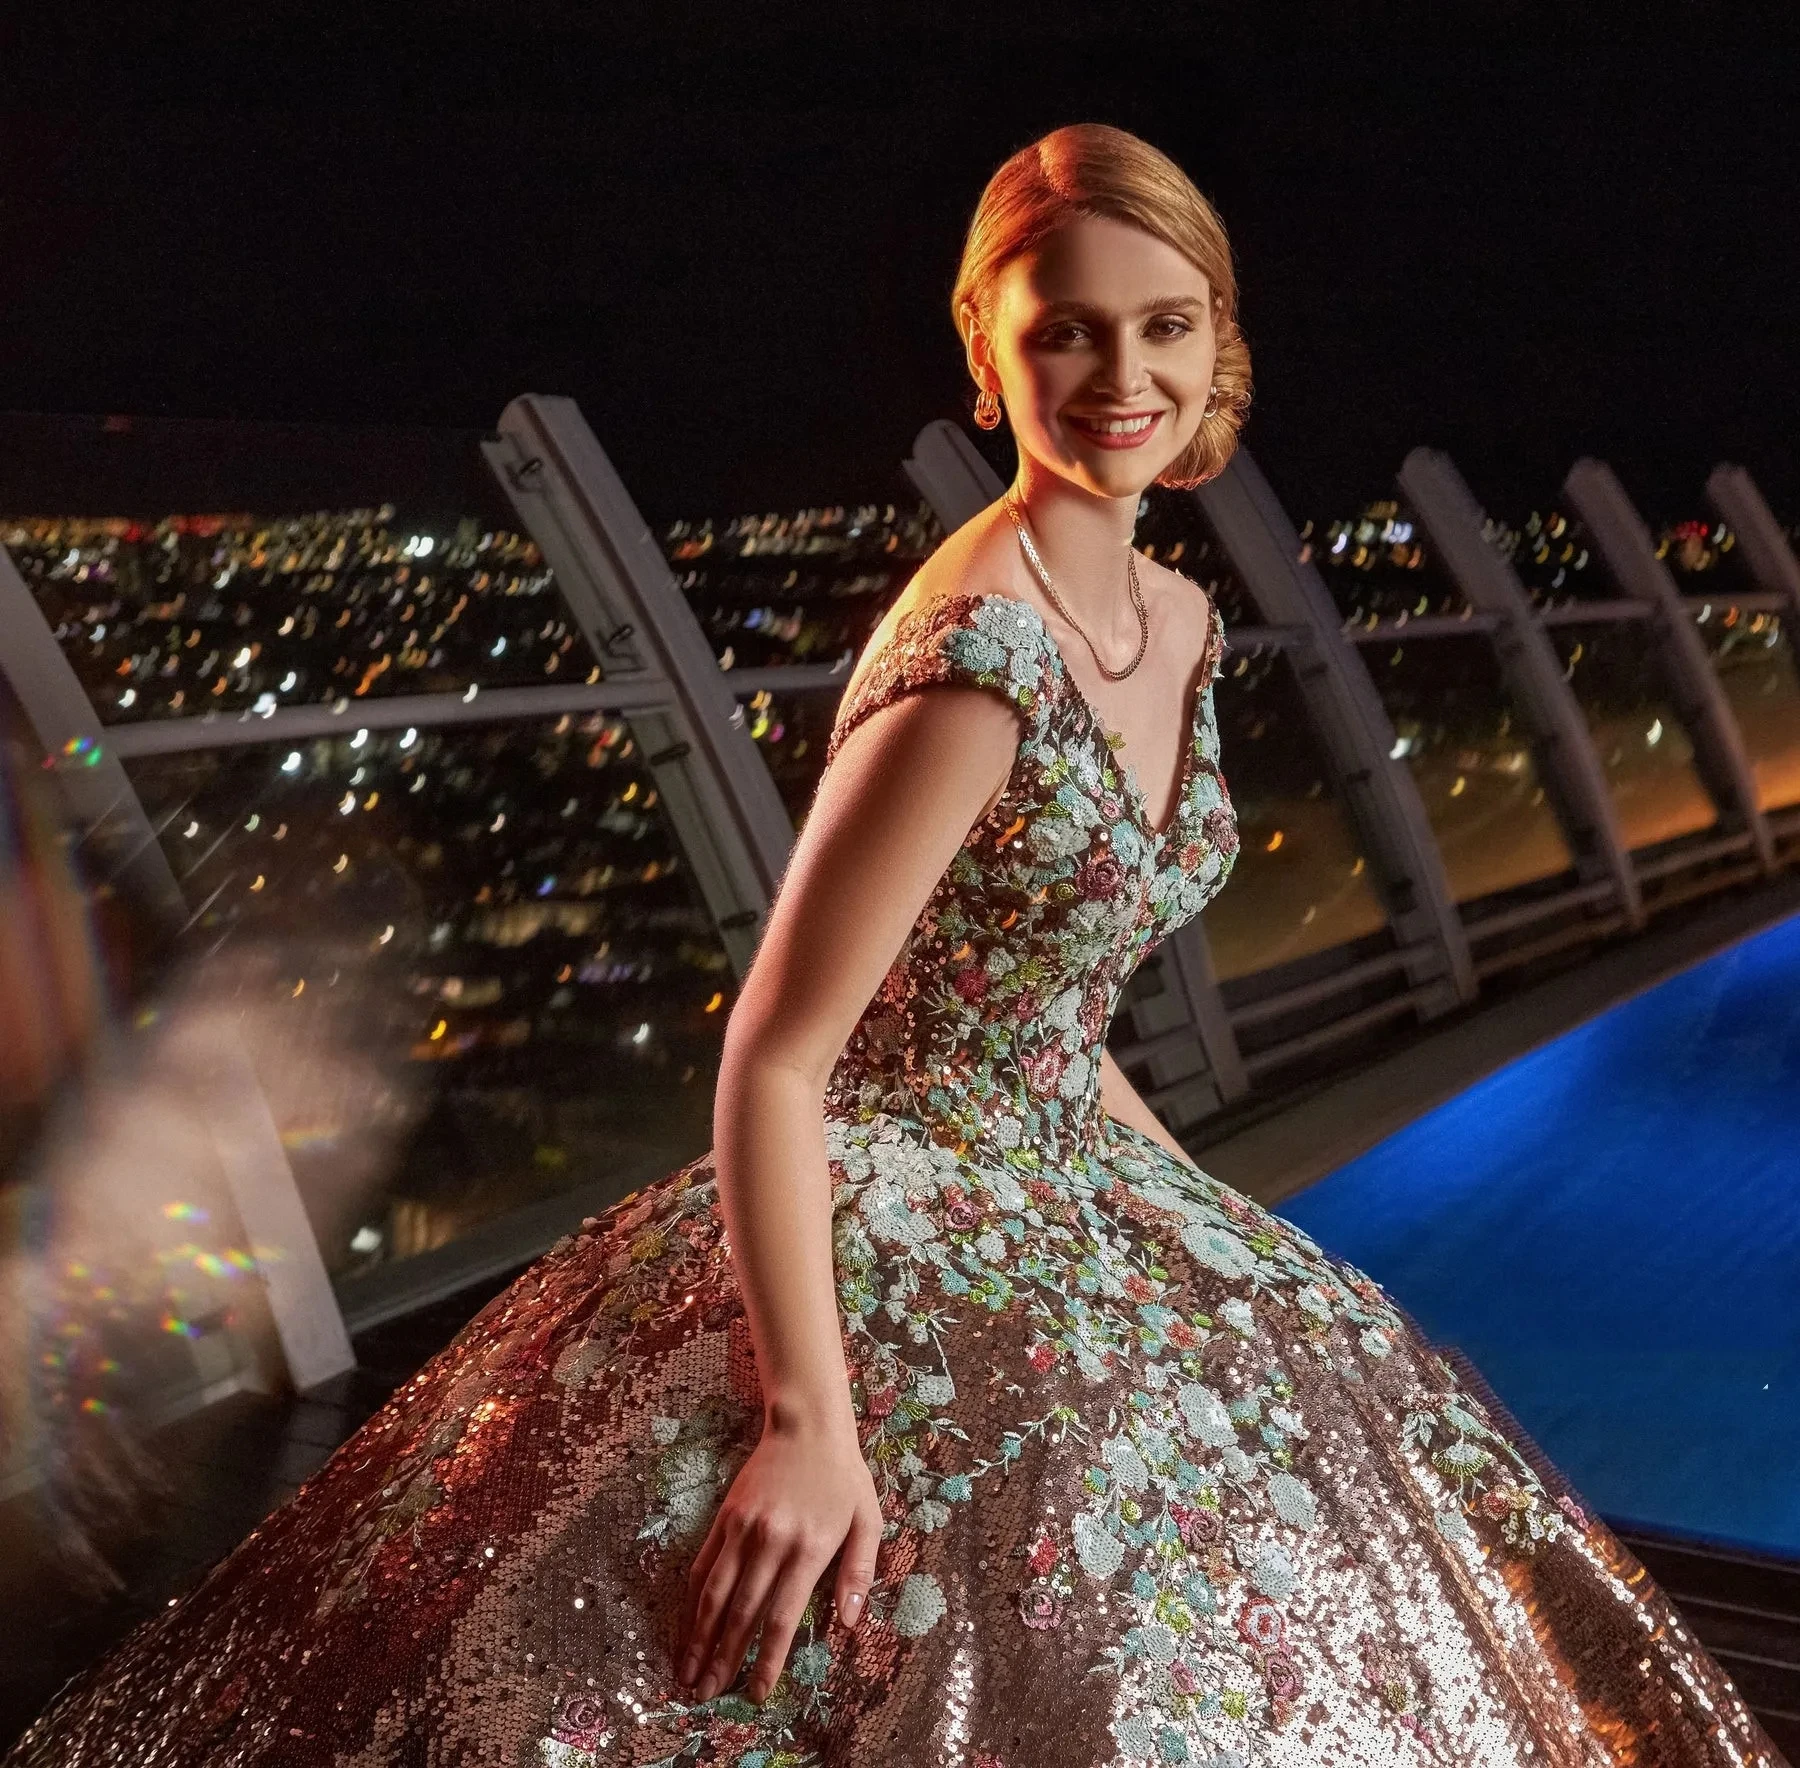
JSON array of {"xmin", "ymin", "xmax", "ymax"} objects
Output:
[{"xmin": 976, "ymin": 590, "xmax": 1220, "ymax": 850}]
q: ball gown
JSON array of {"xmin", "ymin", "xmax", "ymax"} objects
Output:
[{"xmin": 7, "ymin": 590, "xmax": 1786, "ymax": 1767}]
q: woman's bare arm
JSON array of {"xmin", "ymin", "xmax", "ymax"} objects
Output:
[
  {"xmin": 1098, "ymin": 1045, "xmax": 1197, "ymax": 1168},
  {"xmin": 677, "ymin": 671, "xmax": 1023, "ymax": 1705}
]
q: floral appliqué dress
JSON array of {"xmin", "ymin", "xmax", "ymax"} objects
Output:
[{"xmin": 10, "ymin": 591, "xmax": 1784, "ymax": 1768}]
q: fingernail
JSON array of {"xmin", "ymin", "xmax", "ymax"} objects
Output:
[{"xmin": 843, "ymin": 1591, "xmax": 863, "ymax": 1618}]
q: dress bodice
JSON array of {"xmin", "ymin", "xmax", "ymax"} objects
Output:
[{"xmin": 820, "ymin": 589, "xmax": 1239, "ymax": 1163}]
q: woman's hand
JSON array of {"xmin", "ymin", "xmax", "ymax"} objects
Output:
[{"xmin": 677, "ymin": 1411, "xmax": 882, "ymax": 1705}]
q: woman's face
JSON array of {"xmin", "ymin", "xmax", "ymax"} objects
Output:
[{"xmin": 970, "ymin": 212, "xmax": 1217, "ymax": 501}]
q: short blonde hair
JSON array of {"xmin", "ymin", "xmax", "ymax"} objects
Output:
[{"xmin": 951, "ymin": 122, "xmax": 1252, "ymax": 490}]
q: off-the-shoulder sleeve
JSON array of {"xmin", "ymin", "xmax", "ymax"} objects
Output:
[{"xmin": 824, "ymin": 592, "xmax": 1053, "ymax": 768}]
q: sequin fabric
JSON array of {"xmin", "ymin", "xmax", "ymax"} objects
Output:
[{"xmin": 9, "ymin": 590, "xmax": 1785, "ymax": 1767}]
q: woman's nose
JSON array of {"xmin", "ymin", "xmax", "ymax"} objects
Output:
[{"xmin": 1096, "ymin": 328, "xmax": 1149, "ymax": 396}]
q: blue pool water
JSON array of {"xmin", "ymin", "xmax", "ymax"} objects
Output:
[{"xmin": 1278, "ymin": 910, "xmax": 1800, "ymax": 1555}]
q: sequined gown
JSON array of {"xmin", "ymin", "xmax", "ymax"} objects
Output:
[{"xmin": 9, "ymin": 591, "xmax": 1786, "ymax": 1768}]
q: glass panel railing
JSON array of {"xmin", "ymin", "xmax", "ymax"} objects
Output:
[
  {"xmin": 1302, "ymin": 498, "xmax": 1470, "ymax": 625},
  {"xmin": 1204, "ymin": 645, "xmax": 1387, "ymax": 979},
  {"xmin": 663, "ymin": 497, "xmax": 941, "ymax": 673},
  {"xmin": 1691, "ymin": 606, "xmax": 1800, "ymax": 813},
  {"xmin": 0, "ymin": 418, "xmax": 762, "ymax": 1295},
  {"xmin": 1361, "ymin": 632, "xmax": 1572, "ymax": 902},
  {"xmin": 1545, "ymin": 620, "xmax": 1718, "ymax": 850},
  {"xmin": 3, "ymin": 510, "xmax": 601, "ymax": 725},
  {"xmin": 737, "ymin": 685, "xmax": 842, "ymax": 831},
  {"xmin": 1654, "ymin": 516, "xmax": 1764, "ymax": 600},
  {"xmin": 1487, "ymin": 506, "xmax": 1613, "ymax": 607},
  {"xmin": 121, "ymin": 712, "xmax": 731, "ymax": 1277}
]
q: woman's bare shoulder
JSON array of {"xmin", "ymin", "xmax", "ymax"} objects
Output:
[{"xmin": 854, "ymin": 511, "xmax": 1013, "ymax": 672}]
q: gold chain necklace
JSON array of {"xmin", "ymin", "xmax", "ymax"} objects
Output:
[{"xmin": 1002, "ymin": 488, "xmax": 1150, "ymax": 682}]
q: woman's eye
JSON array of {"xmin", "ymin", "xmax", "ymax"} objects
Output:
[{"xmin": 1037, "ymin": 319, "xmax": 1191, "ymax": 345}]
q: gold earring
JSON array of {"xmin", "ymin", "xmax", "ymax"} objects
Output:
[
  {"xmin": 973, "ymin": 385, "xmax": 1002, "ymax": 431},
  {"xmin": 1202, "ymin": 383, "xmax": 1221, "ymax": 419}
]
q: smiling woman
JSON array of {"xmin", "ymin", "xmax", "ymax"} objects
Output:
[{"xmin": 6, "ymin": 123, "xmax": 1788, "ymax": 1768}]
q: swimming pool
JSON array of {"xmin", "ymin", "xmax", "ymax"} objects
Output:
[{"xmin": 1278, "ymin": 909, "xmax": 1800, "ymax": 1556}]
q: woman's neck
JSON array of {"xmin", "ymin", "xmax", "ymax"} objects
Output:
[{"xmin": 1006, "ymin": 465, "xmax": 1143, "ymax": 642}]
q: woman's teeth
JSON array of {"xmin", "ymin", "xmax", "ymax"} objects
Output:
[{"xmin": 1072, "ymin": 414, "xmax": 1155, "ymax": 434}]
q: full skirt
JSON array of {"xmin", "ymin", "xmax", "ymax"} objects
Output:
[{"xmin": 6, "ymin": 1111, "xmax": 1785, "ymax": 1768}]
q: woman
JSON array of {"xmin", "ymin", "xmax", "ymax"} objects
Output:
[{"xmin": 9, "ymin": 123, "xmax": 1783, "ymax": 1768}]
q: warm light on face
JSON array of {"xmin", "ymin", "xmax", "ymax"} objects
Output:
[{"xmin": 977, "ymin": 213, "xmax": 1217, "ymax": 500}]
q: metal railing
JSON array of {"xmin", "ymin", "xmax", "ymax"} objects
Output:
[{"xmin": 5, "ymin": 400, "xmax": 1799, "ymax": 1408}]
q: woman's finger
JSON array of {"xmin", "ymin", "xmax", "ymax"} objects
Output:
[
  {"xmin": 679, "ymin": 1518, "xmax": 744, "ymax": 1687},
  {"xmin": 677, "ymin": 1517, "xmax": 731, "ymax": 1673},
  {"xmin": 745, "ymin": 1549, "xmax": 827, "ymax": 1704},
  {"xmin": 694, "ymin": 1527, "xmax": 787, "ymax": 1703},
  {"xmin": 833, "ymin": 1494, "xmax": 882, "ymax": 1631}
]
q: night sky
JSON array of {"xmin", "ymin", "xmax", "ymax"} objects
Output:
[{"xmin": 3, "ymin": 2, "xmax": 1796, "ymax": 526}]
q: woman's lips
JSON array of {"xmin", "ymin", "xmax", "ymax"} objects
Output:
[{"xmin": 1065, "ymin": 410, "xmax": 1165, "ymax": 450}]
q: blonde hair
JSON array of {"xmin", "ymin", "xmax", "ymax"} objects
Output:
[{"xmin": 951, "ymin": 123, "xmax": 1251, "ymax": 490}]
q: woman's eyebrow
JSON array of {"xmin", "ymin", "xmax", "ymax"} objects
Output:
[{"xmin": 1037, "ymin": 293, "xmax": 1209, "ymax": 317}]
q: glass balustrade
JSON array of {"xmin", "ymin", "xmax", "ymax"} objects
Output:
[
  {"xmin": 1204, "ymin": 644, "xmax": 1387, "ymax": 978},
  {"xmin": 1359, "ymin": 632, "xmax": 1573, "ymax": 903},
  {"xmin": 1545, "ymin": 619, "xmax": 1718, "ymax": 850}
]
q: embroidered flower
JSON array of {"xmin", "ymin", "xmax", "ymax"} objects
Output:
[
  {"xmin": 551, "ymin": 1693, "xmax": 608, "ymax": 1749},
  {"xmin": 1023, "ymin": 1044, "xmax": 1069, "ymax": 1095},
  {"xmin": 1237, "ymin": 1596, "xmax": 1286, "ymax": 1651},
  {"xmin": 892, "ymin": 1573, "xmax": 948, "ymax": 1636},
  {"xmin": 1264, "ymin": 1650, "xmax": 1303, "ymax": 1702},
  {"xmin": 1203, "ymin": 804, "xmax": 1239, "ymax": 856},
  {"xmin": 1074, "ymin": 852, "xmax": 1127, "ymax": 901},
  {"xmin": 1243, "ymin": 1542, "xmax": 1299, "ymax": 1601},
  {"xmin": 1171, "ymin": 1501, "xmax": 1222, "ymax": 1548},
  {"xmin": 1018, "ymin": 1582, "xmax": 1066, "ymax": 1629}
]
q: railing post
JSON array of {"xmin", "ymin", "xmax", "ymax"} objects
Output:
[
  {"xmin": 1401, "ymin": 448, "xmax": 1648, "ymax": 926},
  {"xmin": 1163, "ymin": 919, "xmax": 1250, "ymax": 1101},
  {"xmin": 1564, "ymin": 457, "xmax": 1775, "ymax": 874},
  {"xmin": 0, "ymin": 547, "xmax": 187, "ymax": 932},
  {"xmin": 486, "ymin": 396, "xmax": 801, "ymax": 977},
  {"xmin": 1202, "ymin": 450, "xmax": 1476, "ymax": 1008},
  {"xmin": 902, "ymin": 420, "xmax": 1008, "ymax": 534},
  {"xmin": 1704, "ymin": 463, "xmax": 1800, "ymax": 625}
]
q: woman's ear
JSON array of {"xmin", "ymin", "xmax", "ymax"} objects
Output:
[{"xmin": 958, "ymin": 300, "xmax": 991, "ymax": 386}]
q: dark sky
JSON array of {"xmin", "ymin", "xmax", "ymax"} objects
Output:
[{"xmin": 2, "ymin": 2, "xmax": 1796, "ymax": 526}]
